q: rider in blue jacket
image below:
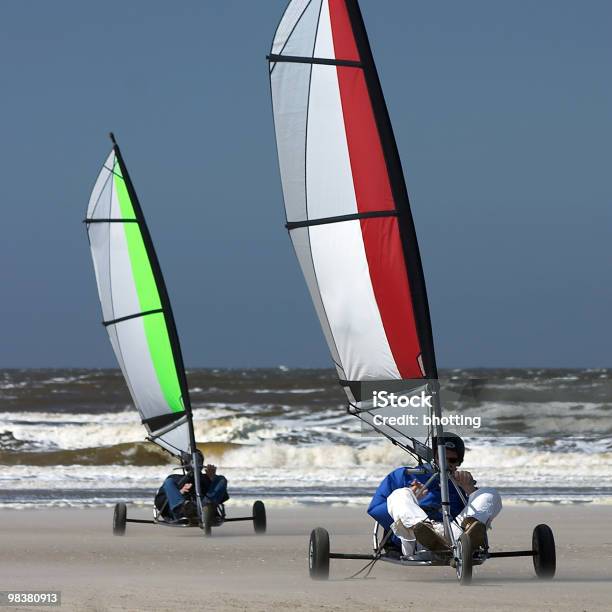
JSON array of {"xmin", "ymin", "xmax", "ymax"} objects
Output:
[
  {"xmin": 368, "ymin": 463, "xmax": 465, "ymax": 529},
  {"xmin": 367, "ymin": 434, "xmax": 502, "ymax": 555}
]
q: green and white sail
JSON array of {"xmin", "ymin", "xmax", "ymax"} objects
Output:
[{"xmin": 85, "ymin": 136, "xmax": 194, "ymax": 458}]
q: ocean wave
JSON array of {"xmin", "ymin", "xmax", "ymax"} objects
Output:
[
  {"xmin": 2, "ymin": 399, "xmax": 612, "ymax": 457},
  {"xmin": 0, "ymin": 431, "xmax": 42, "ymax": 451},
  {"xmin": 2, "ymin": 368, "xmax": 612, "ymax": 508},
  {"xmin": 0, "ymin": 441, "xmax": 240, "ymax": 466},
  {"xmin": 0, "ymin": 407, "xmax": 360, "ymax": 452},
  {"xmin": 4, "ymin": 437, "xmax": 612, "ymax": 474},
  {"xmin": 3, "ymin": 367, "xmax": 609, "ymax": 413},
  {"xmin": 2, "ymin": 437, "xmax": 612, "ymax": 509}
]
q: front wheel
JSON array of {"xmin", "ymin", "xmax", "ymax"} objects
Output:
[
  {"xmin": 253, "ymin": 500, "xmax": 266, "ymax": 534},
  {"xmin": 455, "ymin": 532, "xmax": 473, "ymax": 585},
  {"xmin": 533, "ymin": 524, "xmax": 556, "ymax": 579},
  {"xmin": 309, "ymin": 527, "xmax": 330, "ymax": 580},
  {"xmin": 113, "ymin": 503, "xmax": 127, "ymax": 536}
]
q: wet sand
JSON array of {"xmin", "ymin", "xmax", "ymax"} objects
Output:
[{"xmin": 0, "ymin": 504, "xmax": 610, "ymax": 611}]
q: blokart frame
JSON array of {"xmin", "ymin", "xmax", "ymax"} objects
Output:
[
  {"xmin": 111, "ymin": 452, "xmax": 266, "ymax": 538},
  {"xmin": 308, "ymin": 382, "xmax": 556, "ymax": 585}
]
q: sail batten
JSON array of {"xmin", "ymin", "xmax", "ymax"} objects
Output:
[
  {"xmin": 269, "ymin": 0, "xmax": 438, "ymax": 406},
  {"xmin": 268, "ymin": 54, "xmax": 362, "ymax": 67},
  {"xmin": 86, "ymin": 141, "xmax": 193, "ymax": 457}
]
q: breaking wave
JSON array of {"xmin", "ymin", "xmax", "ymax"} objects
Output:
[{"xmin": 2, "ymin": 368, "xmax": 612, "ymax": 506}]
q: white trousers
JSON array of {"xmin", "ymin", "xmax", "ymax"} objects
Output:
[{"xmin": 386, "ymin": 486, "xmax": 502, "ymax": 556}]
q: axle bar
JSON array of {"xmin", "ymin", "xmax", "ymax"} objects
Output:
[{"xmin": 329, "ymin": 553, "xmax": 376, "ymax": 560}]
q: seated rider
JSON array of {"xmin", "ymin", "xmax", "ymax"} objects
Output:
[
  {"xmin": 156, "ymin": 450, "xmax": 229, "ymax": 521},
  {"xmin": 367, "ymin": 433, "xmax": 502, "ymax": 556}
]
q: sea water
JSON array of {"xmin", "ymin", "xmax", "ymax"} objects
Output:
[{"xmin": 0, "ymin": 368, "xmax": 611, "ymax": 508}]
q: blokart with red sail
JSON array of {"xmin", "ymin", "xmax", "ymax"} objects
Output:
[
  {"xmin": 85, "ymin": 134, "xmax": 266, "ymax": 537},
  {"xmin": 267, "ymin": 0, "xmax": 554, "ymax": 583}
]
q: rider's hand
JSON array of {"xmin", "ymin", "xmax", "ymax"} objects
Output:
[
  {"xmin": 409, "ymin": 480, "xmax": 429, "ymax": 500},
  {"xmin": 180, "ymin": 482, "xmax": 193, "ymax": 494},
  {"xmin": 454, "ymin": 470, "xmax": 477, "ymax": 494}
]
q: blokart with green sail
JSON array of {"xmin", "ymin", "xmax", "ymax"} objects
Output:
[
  {"xmin": 267, "ymin": 0, "xmax": 555, "ymax": 584},
  {"xmin": 85, "ymin": 134, "xmax": 266, "ymax": 537}
]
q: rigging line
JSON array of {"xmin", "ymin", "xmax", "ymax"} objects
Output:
[
  {"xmin": 146, "ymin": 435, "xmax": 184, "ymax": 457},
  {"xmin": 103, "ymin": 164, "xmax": 124, "ymax": 179},
  {"xmin": 352, "ymin": 413, "xmax": 421, "ymax": 463},
  {"xmin": 345, "ymin": 529, "xmax": 394, "ymax": 580},
  {"xmin": 351, "ymin": 406, "xmax": 424, "ymax": 460}
]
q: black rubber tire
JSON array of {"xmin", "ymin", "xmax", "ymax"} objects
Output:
[
  {"xmin": 456, "ymin": 532, "xmax": 473, "ymax": 586},
  {"xmin": 533, "ymin": 524, "xmax": 556, "ymax": 579},
  {"xmin": 253, "ymin": 500, "xmax": 266, "ymax": 534},
  {"xmin": 309, "ymin": 527, "xmax": 330, "ymax": 580},
  {"xmin": 113, "ymin": 503, "xmax": 127, "ymax": 536},
  {"xmin": 202, "ymin": 504, "xmax": 215, "ymax": 537}
]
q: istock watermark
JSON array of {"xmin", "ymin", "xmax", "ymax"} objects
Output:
[
  {"xmin": 353, "ymin": 379, "xmax": 487, "ymax": 438},
  {"xmin": 373, "ymin": 390, "xmax": 433, "ymax": 409},
  {"xmin": 371, "ymin": 413, "xmax": 481, "ymax": 429},
  {"xmin": 353, "ymin": 374, "xmax": 612, "ymax": 440}
]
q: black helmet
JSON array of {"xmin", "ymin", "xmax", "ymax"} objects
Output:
[{"xmin": 432, "ymin": 432, "xmax": 465, "ymax": 465}]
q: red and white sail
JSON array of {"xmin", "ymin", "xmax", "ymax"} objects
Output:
[{"xmin": 269, "ymin": 0, "xmax": 437, "ymax": 406}]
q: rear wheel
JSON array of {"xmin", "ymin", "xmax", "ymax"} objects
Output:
[
  {"xmin": 113, "ymin": 503, "xmax": 127, "ymax": 536},
  {"xmin": 202, "ymin": 504, "xmax": 215, "ymax": 537},
  {"xmin": 253, "ymin": 500, "xmax": 266, "ymax": 534},
  {"xmin": 309, "ymin": 527, "xmax": 330, "ymax": 580},
  {"xmin": 455, "ymin": 533, "xmax": 473, "ymax": 585},
  {"xmin": 533, "ymin": 524, "xmax": 556, "ymax": 579}
]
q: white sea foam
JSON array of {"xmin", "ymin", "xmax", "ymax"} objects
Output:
[
  {"xmin": 2, "ymin": 440, "xmax": 612, "ymax": 508},
  {"xmin": 0, "ymin": 407, "xmax": 360, "ymax": 450},
  {"xmin": 210, "ymin": 441, "xmax": 612, "ymax": 474},
  {"xmin": 1, "ymin": 449, "xmax": 611, "ymax": 509},
  {"xmin": 0, "ymin": 381, "xmax": 28, "ymax": 390},
  {"xmin": 2, "ymin": 402, "xmax": 612, "ymax": 454}
]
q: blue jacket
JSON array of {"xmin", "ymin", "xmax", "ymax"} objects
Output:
[{"xmin": 367, "ymin": 465, "xmax": 467, "ymax": 528}]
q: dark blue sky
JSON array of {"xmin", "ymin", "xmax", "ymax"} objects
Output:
[{"xmin": 1, "ymin": 1, "xmax": 610, "ymax": 368}]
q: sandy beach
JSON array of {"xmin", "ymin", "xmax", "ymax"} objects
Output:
[{"xmin": 1, "ymin": 504, "xmax": 610, "ymax": 611}]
